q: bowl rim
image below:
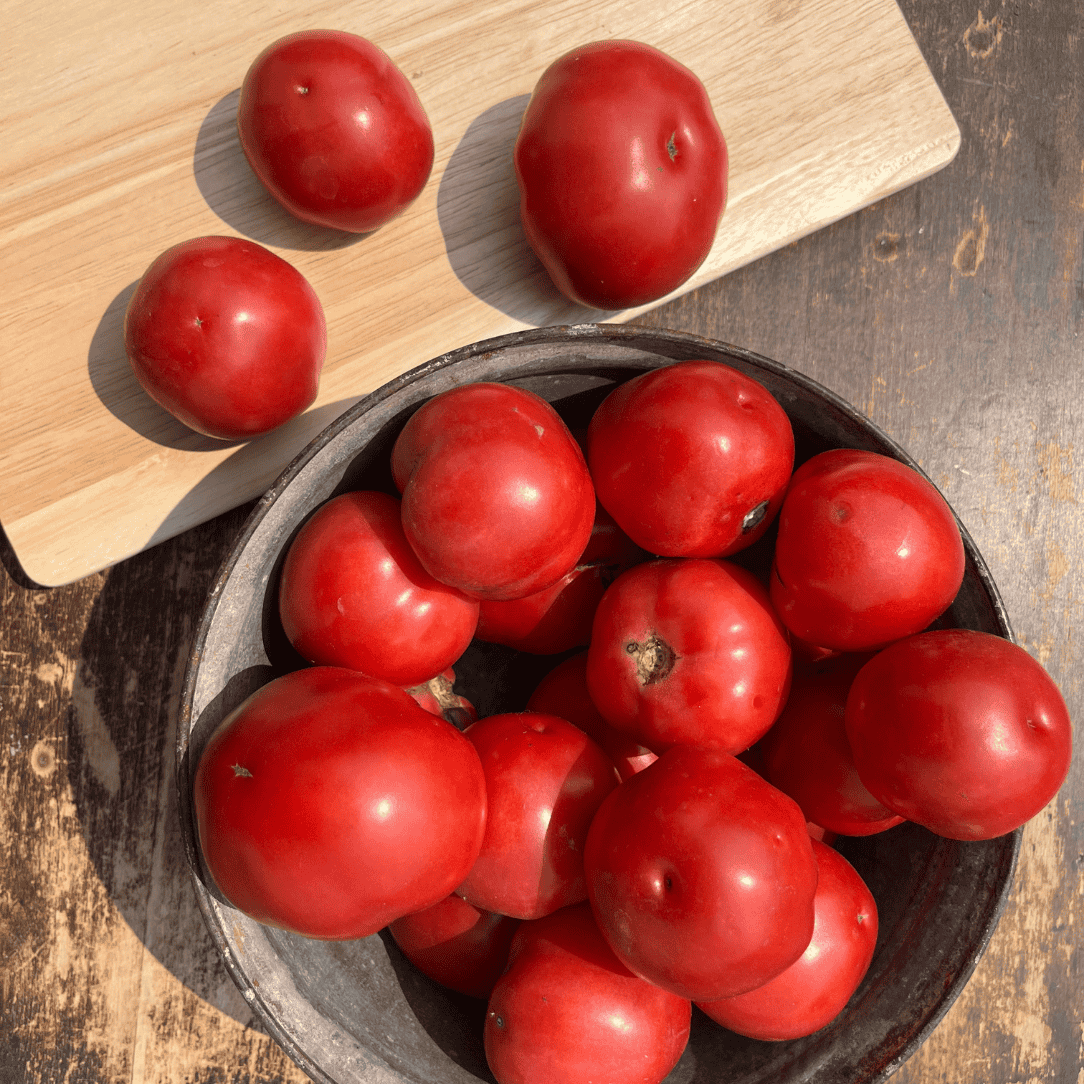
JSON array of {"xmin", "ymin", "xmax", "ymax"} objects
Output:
[{"xmin": 176, "ymin": 322, "xmax": 1021, "ymax": 1084}]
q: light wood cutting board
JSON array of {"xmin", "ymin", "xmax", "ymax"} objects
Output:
[{"xmin": 0, "ymin": 0, "xmax": 959, "ymax": 587}]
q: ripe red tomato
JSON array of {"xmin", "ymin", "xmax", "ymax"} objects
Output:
[
  {"xmin": 845, "ymin": 629, "xmax": 1073, "ymax": 840},
  {"xmin": 276, "ymin": 490, "xmax": 479, "ymax": 686},
  {"xmin": 514, "ymin": 39, "xmax": 728, "ymax": 309},
  {"xmin": 484, "ymin": 902, "xmax": 691, "ymax": 1084},
  {"xmin": 584, "ymin": 746, "xmax": 818, "ymax": 1001},
  {"xmin": 390, "ymin": 383, "xmax": 596, "ymax": 600},
  {"xmin": 474, "ymin": 504, "xmax": 647, "ymax": 654},
  {"xmin": 587, "ymin": 360, "xmax": 795, "ymax": 557},
  {"xmin": 697, "ymin": 840, "xmax": 879, "ymax": 1040},
  {"xmin": 237, "ymin": 30, "xmax": 434, "ymax": 233},
  {"xmin": 526, "ymin": 652, "xmax": 658, "ymax": 781},
  {"xmin": 585, "ymin": 558, "xmax": 792, "ymax": 753},
  {"xmin": 457, "ymin": 712, "xmax": 619, "ymax": 920},
  {"xmin": 124, "ymin": 235, "xmax": 326, "ymax": 440},
  {"xmin": 387, "ymin": 894, "xmax": 520, "ymax": 1000},
  {"xmin": 192, "ymin": 666, "xmax": 487, "ymax": 940},
  {"xmin": 759, "ymin": 653, "xmax": 906, "ymax": 837},
  {"xmin": 770, "ymin": 449, "xmax": 966, "ymax": 651}
]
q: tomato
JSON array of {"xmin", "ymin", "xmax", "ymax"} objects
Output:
[
  {"xmin": 697, "ymin": 840, "xmax": 878, "ymax": 1040},
  {"xmin": 484, "ymin": 902, "xmax": 691, "ymax": 1084},
  {"xmin": 457, "ymin": 712, "xmax": 619, "ymax": 920},
  {"xmin": 514, "ymin": 39, "xmax": 727, "ymax": 309},
  {"xmin": 474, "ymin": 504, "xmax": 647, "ymax": 654},
  {"xmin": 387, "ymin": 894, "xmax": 520, "ymax": 1000},
  {"xmin": 124, "ymin": 235, "xmax": 326, "ymax": 440},
  {"xmin": 584, "ymin": 746, "xmax": 818, "ymax": 1001},
  {"xmin": 237, "ymin": 30, "xmax": 434, "ymax": 233},
  {"xmin": 770, "ymin": 449, "xmax": 966, "ymax": 651},
  {"xmin": 526, "ymin": 652, "xmax": 658, "ymax": 781},
  {"xmin": 390, "ymin": 383, "xmax": 596, "ymax": 600},
  {"xmin": 845, "ymin": 629, "xmax": 1073, "ymax": 840},
  {"xmin": 276, "ymin": 490, "xmax": 479, "ymax": 686},
  {"xmin": 759, "ymin": 653, "xmax": 906, "ymax": 837},
  {"xmin": 586, "ymin": 360, "xmax": 794, "ymax": 557},
  {"xmin": 192, "ymin": 666, "xmax": 487, "ymax": 940},
  {"xmin": 585, "ymin": 558, "xmax": 792, "ymax": 753}
]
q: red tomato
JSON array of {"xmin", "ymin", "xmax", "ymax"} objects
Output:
[
  {"xmin": 586, "ymin": 360, "xmax": 795, "ymax": 557},
  {"xmin": 484, "ymin": 902, "xmax": 691, "ymax": 1084},
  {"xmin": 845, "ymin": 629, "xmax": 1073, "ymax": 840},
  {"xmin": 124, "ymin": 236, "xmax": 326, "ymax": 440},
  {"xmin": 585, "ymin": 558, "xmax": 792, "ymax": 753},
  {"xmin": 514, "ymin": 39, "xmax": 727, "ymax": 309},
  {"xmin": 457, "ymin": 712, "xmax": 619, "ymax": 920},
  {"xmin": 527, "ymin": 652, "xmax": 658, "ymax": 781},
  {"xmin": 387, "ymin": 894, "xmax": 520, "ymax": 1000},
  {"xmin": 390, "ymin": 383, "xmax": 596, "ymax": 600},
  {"xmin": 584, "ymin": 746, "xmax": 818, "ymax": 1001},
  {"xmin": 770, "ymin": 449, "xmax": 966, "ymax": 651},
  {"xmin": 475, "ymin": 504, "xmax": 647, "ymax": 654},
  {"xmin": 404, "ymin": 667, "xmax": 477, "ymax": 731},
  {"xmin": 276, "ymin": 490, "xmax": 479, "ymax": 686},
  {"xmin": 759, "ymin": 653, "xmax": 906, "ymax": 837},
  {"xmin": 237, "ymin": 30, "xmax": 434, "ymax": 233},
  {"xmin": 192, "ymin": 666, "xmax": 487, "ymax": 940},
  {"xmin": 697, "ymin": 840, "xmax": 878, "ymax": 1040}
]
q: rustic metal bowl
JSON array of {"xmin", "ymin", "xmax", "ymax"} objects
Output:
[{"xmin": 177, "ymin": 323, "xmax": 1019, "ymax": 1084}]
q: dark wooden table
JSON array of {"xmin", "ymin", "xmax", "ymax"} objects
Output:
[{"xmin": 3, "ymin": 1, "xmax": 1081, "ymax": 1080}]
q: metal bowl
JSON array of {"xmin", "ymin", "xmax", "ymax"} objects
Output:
[{"xmin": 177, "ymin": 323, "xmax": 1019, "ymax": 1084}]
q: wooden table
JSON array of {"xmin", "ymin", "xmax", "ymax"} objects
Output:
[{"xmin": 2, "ymin": 0, "xmax": 1080, "ymax": 1080}]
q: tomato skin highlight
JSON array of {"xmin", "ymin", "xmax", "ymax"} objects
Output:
[
  {"xmin": 514, "ymin": 40, "xmax": 727, "ymax": 310},
  {"xmin": 484, "ymin": 902, "xmax": 691, "ymax": 1084},
  {"xmin": 192, "ymin": 666, "xmax": 487, "ymax": 940},
  {"xmin": 845, "ymin": 629, "xmax": 1073, "ymax": 840}
]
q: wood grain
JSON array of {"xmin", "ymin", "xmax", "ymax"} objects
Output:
[
  {"xmin": 1, "ymin": 0, "xmax": 1081, "ymax": 1082},
  {"xmin": 0, "ymin": 0, "xmax": 958, "ymax": 586}
]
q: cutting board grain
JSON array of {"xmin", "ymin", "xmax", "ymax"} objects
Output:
[{"xmin": 0, "ymin": 0, "xmax": 959, "ymax": 586}]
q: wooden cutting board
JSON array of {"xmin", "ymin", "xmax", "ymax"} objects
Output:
[{"xmin": 0, "ymin": 0, "xmax": 959, "ymax": 587}]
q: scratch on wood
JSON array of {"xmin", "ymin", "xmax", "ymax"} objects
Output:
[
  {"xmin": 953, "ymin": 207, "xmax": 989, "ymax": 277},
  {"xmin": 1036, "ymin": 441, "xmax": 1077, "ymax": 503}
]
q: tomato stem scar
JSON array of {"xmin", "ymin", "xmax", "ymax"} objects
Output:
[
  {"xmin": 231, "ymin": 763, "xmax": 253, "ymax": 778},
  {"xmin": 625, "ymin": 633, "xmax": 678, "ymax": 685}
]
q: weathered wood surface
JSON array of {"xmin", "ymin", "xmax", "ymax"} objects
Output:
[{"xmin": 1, "ymin": 0, "xmax": 1081, "ymax": 1081}]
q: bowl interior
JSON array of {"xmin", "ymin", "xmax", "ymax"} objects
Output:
[{"xmin": 177, "ymin": 324, "xmax": 1019, "ymax": 1084}]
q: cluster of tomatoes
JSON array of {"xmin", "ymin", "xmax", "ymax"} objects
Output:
[
  {"xmin": 122, "ymin": 30, "xmax": 728, "ymax": 442},
  {"xmin": 192, "ymin": 359, "xmax": 1072, "ymax": 1084}
]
